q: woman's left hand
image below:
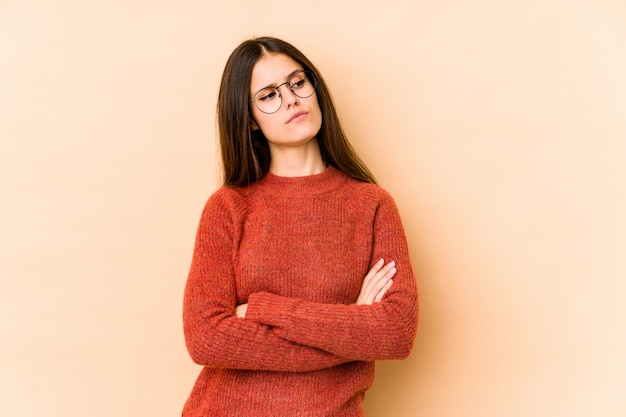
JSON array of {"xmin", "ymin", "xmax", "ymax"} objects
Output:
[{"xmin": 235, "ymin": 303, "xmax": 248, "ymax": 318}]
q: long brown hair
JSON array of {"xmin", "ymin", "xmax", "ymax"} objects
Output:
[{"xmin": 217, "ymin": 36, "xmax": 376, "ymax": 187}]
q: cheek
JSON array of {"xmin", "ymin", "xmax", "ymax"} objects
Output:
[
  {"xmin": 311, "ymin": 96, "xmax": 322, "ymax": 116},
  {"xmin": 311, "ymin": 101, "xmax": 323, "ymax": 128},
  {"xmin": 253, "ymin": 116, "xmax": 276, "ymax": 136},
  {"xmin": 250, "ymin": 108, "xmax": 271, "ymax": 132}
]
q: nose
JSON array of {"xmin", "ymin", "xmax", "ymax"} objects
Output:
[{"xmin": 277, "ymin": 82, "xmax": 299, "ymax": 109}]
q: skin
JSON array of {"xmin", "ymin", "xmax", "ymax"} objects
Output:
[
  {"xmin": 236, "ymin": 53, "xmax": 395, "ymax": 318},
  {"xmin": 249, "ymin": 52, "xmax": 325, "ymax": 177}
]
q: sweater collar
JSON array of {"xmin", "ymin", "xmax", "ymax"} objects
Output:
[{"xmin": 258, "ymin": 165, "xmax": 347, "ymax": 195}]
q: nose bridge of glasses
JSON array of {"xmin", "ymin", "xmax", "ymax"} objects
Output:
[{"xmin": 276, "ymin": 80, "xmax": 298, "ymax": 99}]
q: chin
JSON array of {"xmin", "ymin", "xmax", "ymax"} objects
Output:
[{"xmin": 268, "ymin": 135, "xmax": 318, "ymax": 149}]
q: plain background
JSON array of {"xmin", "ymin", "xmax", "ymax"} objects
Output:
[{"xmin": 1, "ymin": 1, "xmax": 625, "ymax": 416}]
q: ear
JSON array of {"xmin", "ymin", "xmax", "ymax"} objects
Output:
[{"xmin": 250, "ymin": 119, "xmax": 260, "ymax": 131}]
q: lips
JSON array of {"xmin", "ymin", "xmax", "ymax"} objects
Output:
[{"xmin": 286, "ymin": 111, "xmax": 308, "ymax": 124}]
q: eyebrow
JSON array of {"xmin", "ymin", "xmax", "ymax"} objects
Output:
[{"xmin": 252, "ymin": 69, "xmax": 304, "ymax": 96}]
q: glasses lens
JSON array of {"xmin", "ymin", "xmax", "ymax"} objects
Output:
[
  {"xmin": 290, "ymin": 71, "xmax": 316, "ymax": 99},
  {"xmin": 254, "ymin": 87, "xmax": 281, "ymax": 114},
  {"xmin": 252, "ymin": 71, "xmax": 317, "ymax": 114}
]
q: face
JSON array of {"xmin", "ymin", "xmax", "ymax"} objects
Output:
[{"xmin": 249, "ymin": 53, "xmax": 322, "ymax": 150}]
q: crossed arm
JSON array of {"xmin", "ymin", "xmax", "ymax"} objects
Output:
[
  {"xmin": 235, "ymin": 258, "xmax": 396, "ymax": 317},
  {"xmin": 183, "ymin": 192, "xmax": 418, "ymax": 372}
]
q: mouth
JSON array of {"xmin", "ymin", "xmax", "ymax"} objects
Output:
[{"xmin": 286, "ymin": 111, "xmax": 308, "ymax": 124}]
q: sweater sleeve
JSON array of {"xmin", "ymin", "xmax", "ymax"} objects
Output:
[
  {"xmin": 245, "ymin": 192, "xmax": 419, "ymax": 362},
  {"xmin": 183, "ymin": 191, "xmax": 351, "ymax": 372}
]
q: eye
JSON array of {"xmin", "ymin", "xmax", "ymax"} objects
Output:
[
  {"xmin": 257, "ymin": 89, "xmax": 278, "ymax": 101},
  {"xmin": 291, "ymin": 79, "xmax": 306, "ymax": 89},
  {"xmin": 290, "ymin": 73, "xmax": 307, "ymax": 89}
]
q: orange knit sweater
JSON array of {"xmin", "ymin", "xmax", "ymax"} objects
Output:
[{"xmin": 182, "ymin": 166, "xmax": 418, "ymax": 417}]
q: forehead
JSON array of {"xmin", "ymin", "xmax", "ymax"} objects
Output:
[{"xmin": 250, "ymin": 53, "xmax": 302, "ymax": 91}]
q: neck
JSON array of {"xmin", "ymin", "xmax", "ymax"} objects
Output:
[{"xmin": 268, "ymin": 138, "xmax": 326, "ymax": 177}]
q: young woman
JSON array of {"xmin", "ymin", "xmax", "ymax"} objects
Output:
[{"xmin": 183, "ymin": 36, "xmax": 418, "ymax": 417}]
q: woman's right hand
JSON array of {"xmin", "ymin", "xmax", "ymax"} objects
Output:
[{"xmin": 355, "ymin": 259, "xmax": 396, "ymax": 305}]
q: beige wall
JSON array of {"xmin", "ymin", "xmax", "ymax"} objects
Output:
[{"xmin": 1, "ymin": 1, "xmax": 625, "ymax": 416}]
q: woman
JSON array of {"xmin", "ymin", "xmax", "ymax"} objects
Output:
[{"xmin": 183, "ymin": 36, "xmax": 418, "ymax": 417}]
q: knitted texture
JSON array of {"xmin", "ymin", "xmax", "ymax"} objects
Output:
[{"xmin": 183, "ymin": 166, "xmax": 418, "ymax": 417}]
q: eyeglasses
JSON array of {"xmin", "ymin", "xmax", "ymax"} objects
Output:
[{"xmin": 249, "ymin": 70, "xmax": 316, "ymax": 114}]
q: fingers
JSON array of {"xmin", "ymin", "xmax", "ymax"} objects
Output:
[
  {"xmin": 368, "ymin": 260, "xmax": 395, "ymax": 296},
  {"xmin": 362, "ymin": 258, "xmax": 384, "ymax": 283},
  {"xmin": 374, "ymin": 278, "xmax": 393, "ymax": 303},
  {"xmin": 356, "ymin": 259, "xmax": 397, "ymax": 305}
]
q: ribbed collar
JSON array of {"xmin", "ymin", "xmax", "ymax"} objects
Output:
[{"xmin": 257, "ymin": 165, "xmax": 348, "ymax": 196}]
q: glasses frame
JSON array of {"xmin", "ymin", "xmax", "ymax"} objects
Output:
[{"xmin": 249, "ymin": 70, "xmax": 317, "ymax": 114}]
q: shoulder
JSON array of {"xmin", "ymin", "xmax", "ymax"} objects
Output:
[
  {"xmin": 200, "ymin": 185, "xmax": 255, "ymax": 222},
  {"xmin": 341, "ymin": 179, "xmax": 409, "ymax": 235},
  {"xmin": 331, "ymin": 174, "xmax": 403, "ymax": 224},
  {"xmin": 340, "ymin": 175, "xmax": 397, "ymax": 207},
  {"xmin": 206, "ymin": 185, "xmax": 248, "ymax": 204}
]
